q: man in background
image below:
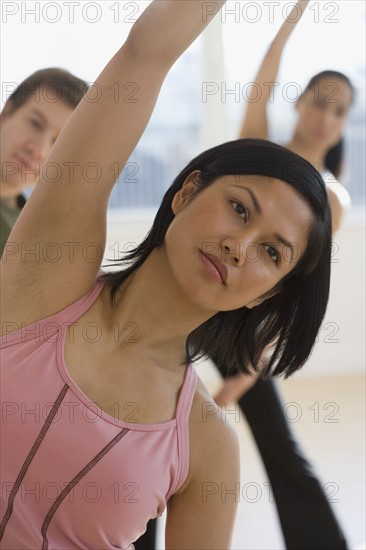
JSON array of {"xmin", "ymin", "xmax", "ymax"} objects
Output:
[{"xmin": 1, "ymin": 68, "xmax": 88, "ymax": 255}]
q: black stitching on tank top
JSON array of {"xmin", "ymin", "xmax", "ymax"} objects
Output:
[
  {"xmin": 0, "ymin": 384, "xmax": 69, "ymax": 540},
  {"xmin": 40, "ymin": 427, "xmax": 130, "ymax": 550}
]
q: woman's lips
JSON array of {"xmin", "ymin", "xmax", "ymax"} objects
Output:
[
  {"xmin": 313, "ymin": 129, "xmax": 329, "ymax": 140},
  {"xmin": 199, "ymin": 250, "xmax": 228, "ymax": 285}
]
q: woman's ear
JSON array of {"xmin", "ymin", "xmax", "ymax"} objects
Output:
[{"xmin": 171, "ymin": 170, "xmax": 202, "ymax": 215}]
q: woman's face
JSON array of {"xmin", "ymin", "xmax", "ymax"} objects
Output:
[
  {"xmin": 165, "ymin": 173, "xmax": 314, "ymax": 314},
  {"xmin": 295, "ymin": 77, "xmax": 353, "ymax": 151}
]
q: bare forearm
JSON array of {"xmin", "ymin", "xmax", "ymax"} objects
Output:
[
  {"xmin": 214, "ymin": 372, "xmax": 259, "ymax": 406},
  {"xmin": 274, "ymin": 0, "xmax": 310, "ymax": 48},
  {"xmin": 43, "ymin": 0, "xmax": 227, "ymax": 196},
  {"xmin": 239, "ymin": 0, "xmax": 309, "ymax": 138},
  {"xmin": 128, "ymin": 0, "xmax": 226, "ymax": 69},
  {"xmin": 260, "ymin": 0, "xmax": 310, "ymax": 84}
]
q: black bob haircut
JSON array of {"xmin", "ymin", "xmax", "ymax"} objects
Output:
[{"xmin": 101, "ymin": 139, "xmax": 332, "ymax": 379}]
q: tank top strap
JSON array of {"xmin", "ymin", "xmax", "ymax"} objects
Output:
[
  {"xmin": 167, "ymin": 363, "xmax": 198, "ymax": 499},
  {"xmin": 175, "ymin": 363, "xmax": 198, "ymax": 423},
  {"xmin": 58, "ymin": 275, "xmax": 105, "ymax": 327}
]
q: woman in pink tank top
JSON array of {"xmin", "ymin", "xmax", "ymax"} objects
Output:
[{"xmin": 1, "ymin": 1, "xmax": 332, "ymax": 548}]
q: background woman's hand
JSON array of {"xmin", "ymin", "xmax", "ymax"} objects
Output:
[{"xmin": 214, "ymin": 371, "xmax": 259, "ymax": 406}]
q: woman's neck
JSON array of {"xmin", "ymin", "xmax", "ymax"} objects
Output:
[
  {"xmin": 103, "ymin": 246, "xmax": 216, "ymax": 370},
  {"xmin": 285, "ymin": 136, "xmax": 327, "ymax": 174}
]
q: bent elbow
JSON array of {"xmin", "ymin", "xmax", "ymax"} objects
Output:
[{"xmin": 327, "ymin": 185, "xmax": 352, "ymax": 234}]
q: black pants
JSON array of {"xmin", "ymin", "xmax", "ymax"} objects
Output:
[
  {"xmin": 134, "ymin": 519, "xmax": 157, "ymax": 550},
  {"xmin": 236, "ymin": 377, "xmax": 347, "ymax": 549},
  {"xmin": 135, "ymin": 376, "xmax": 348, "ymax": 549}
]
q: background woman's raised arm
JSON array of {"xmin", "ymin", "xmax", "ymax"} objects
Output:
[{"xmin": 239, "ymin": 0, "xmax": 309, "ymax": 140}]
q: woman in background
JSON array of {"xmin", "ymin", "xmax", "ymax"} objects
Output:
[
  {"xmin": 0, "ymin": 68, "xmax": 87, "ymax": 256},
  {"xmin": 214, "ymin": 0, "xmax": 352, "ymax": 548}
]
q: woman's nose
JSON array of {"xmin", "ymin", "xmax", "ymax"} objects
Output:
[
  {"xmin": 222, "ymin": 239, "xmax": 251, "ymax": 267},
  {"xmin": 320, "ymin": 108, "xmax": 335, "ymax": 129}
]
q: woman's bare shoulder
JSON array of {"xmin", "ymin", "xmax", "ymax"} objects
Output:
[
  {"xmin": 178, "ymin": 373, "xmax": 239, "ymax": 495},
  {"xmin": 192, "ymin": 375, "xmax": 238, "ymax": 439}
]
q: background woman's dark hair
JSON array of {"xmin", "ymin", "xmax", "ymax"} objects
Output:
[
  {"xmin": 101, "ymin": 139, "xmax": 332, "ymax": 379},
  {"xmin": 302, "ymin": 70, "xmax": 354, "ymax": 179}
]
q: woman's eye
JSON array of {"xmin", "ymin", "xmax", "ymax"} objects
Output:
[
  {"xmin": 336, "ymin": 109, "xmax": 346, "ymax": 118},
  {"xmin": 30, "ymin": 118, "xmax": 42, "ymax": 129},
  {"xmin": 264, "ymin": 245, "xmax": 280, "ymax": 265},
  {"xmin": 231, "ymin": 200, "xmax": 248, "ymax": 222}
]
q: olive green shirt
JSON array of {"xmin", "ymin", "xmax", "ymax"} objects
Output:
[{"xmin": 0, "ymin": 200, "xmax": 21, "ymax": 256}]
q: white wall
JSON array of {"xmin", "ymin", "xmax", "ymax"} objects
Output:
[
  {"xmin": 299, "ymin": 208, "xmax": 365, "ymax": 378},
  {"xmin": 105, "ymin": 208, "xmax": 365, "ymax": 378}
]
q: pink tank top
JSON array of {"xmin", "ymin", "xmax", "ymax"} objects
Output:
[{"xmin": 0, "ymin": 274, "xmax": 198, "ymax": 549}]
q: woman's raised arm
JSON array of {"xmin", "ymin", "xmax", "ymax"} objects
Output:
[
  {"xmin": 1, "ymin": 0, "xmax": 226, "ymax": 329},
  {"xmin": 239, "ymin": 0, "xmax": 309, "ymax": 139},
  {"xmin": 47, "ymin": 0, "xmax": 228, "ymax": 190}
]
